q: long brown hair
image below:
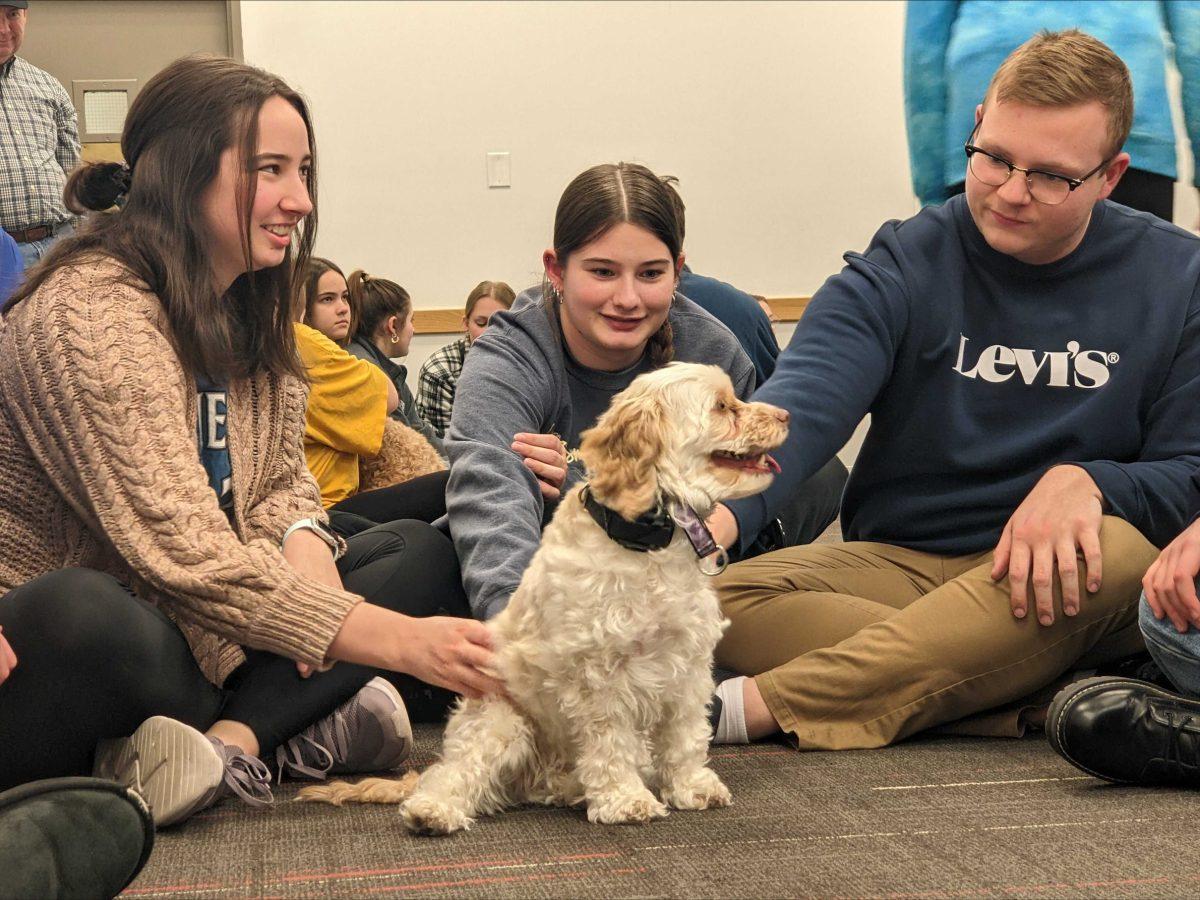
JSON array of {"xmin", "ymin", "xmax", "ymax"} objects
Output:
[
  {"xmin": 548, "ymin": 162, "xmax": 684, "ymax": 367},
  {"xmin": 297, "ymin": 256, "xmax": 354, "ymax": 339},
  {"xmin": 348, "ymin": 270, "xmax": 412, "ymax": 344},
  {"xmin": 6, "ymin": 54, "xmax": 317, "ymax": 381}
]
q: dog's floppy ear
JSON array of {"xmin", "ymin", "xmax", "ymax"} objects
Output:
[{"xmin": 578, "ymin": 390, "xmax": 667, "ymax": 521}]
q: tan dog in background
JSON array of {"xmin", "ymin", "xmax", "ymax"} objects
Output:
[
  {"xmin": 300, "ymin": 363, "xmax": 788, "ymax": 833},
  {"xmin": 358, "ymin": 417, "xmax": 445, "ymax": 491}
]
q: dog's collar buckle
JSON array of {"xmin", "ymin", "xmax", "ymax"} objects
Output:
[{"xmin": 669, "ymin": 501, "xmax": 728, "ymax": 576}]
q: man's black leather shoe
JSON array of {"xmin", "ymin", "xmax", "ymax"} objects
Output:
[{"xmin": 1047, "ymin": 676, "xmax": 1200, "ymax": 786}]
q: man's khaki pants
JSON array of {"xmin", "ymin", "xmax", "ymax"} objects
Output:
[{"xmin": 715, "ymin": 516, "xmax": 1157, "ymax": 750}]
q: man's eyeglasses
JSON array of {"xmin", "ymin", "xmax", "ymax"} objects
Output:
[{"xmin": 964, "ymin": 122, "xmax": 1110, "ymax": 206}]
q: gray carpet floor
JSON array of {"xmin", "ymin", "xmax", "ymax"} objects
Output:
[
  {"xmin": 123, "ymin": 526, "xmax": 1190, "ymax": 898},
  {"xmin": 124, "ymin": 726, "xmax": 1198, "ymax": 899}
]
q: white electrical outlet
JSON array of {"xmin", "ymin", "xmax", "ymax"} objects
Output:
[{"xmin": 486, "ymin": 151, "xmax": 511, "ymax": 188}]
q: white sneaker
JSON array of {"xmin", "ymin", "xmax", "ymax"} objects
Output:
[{"xmin": 94, "ymin": 716, "xmax": 272, "ymax": 827}]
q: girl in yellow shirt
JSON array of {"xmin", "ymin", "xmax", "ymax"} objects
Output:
[{"xmin": 296, "ymin": 258, "xmax": 446, "ymax": 529}]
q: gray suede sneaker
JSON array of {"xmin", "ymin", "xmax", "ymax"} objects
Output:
[
  {"xmin": 94, "ymin": 716, "xmax": 272, "ymax": 827},
  {"xmin": 0, "ymin": 777, "xmax": 155, "ymax": 899},
  {"xmin": 275, "ymin": 677, "xmax": 413, "ymax": 780}
]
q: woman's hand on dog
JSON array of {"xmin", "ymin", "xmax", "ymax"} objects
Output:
[
  {"xmin": 0, "ymin": 627, "xmax": 16, "ymax": 686},
  {"xmin": 399, "ymin": 616, "xmax": 504, "ymax": 698},
  {"xmin": 329, "ymin": 604, "xmax": 503, "ymax": 698},
  {"xmin": 512, "ymin": 432, "xmax": 569, "ymax": 501}
]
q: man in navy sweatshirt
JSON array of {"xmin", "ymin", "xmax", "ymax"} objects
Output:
[{"xmin": 706, "ymin": 30, "xmax": 1200, "ymax": 752}]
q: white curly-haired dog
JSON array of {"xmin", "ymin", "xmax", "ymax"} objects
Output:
[{"xmin": 299, "ymin": 362, "xmax": 788, "ymax": 833}]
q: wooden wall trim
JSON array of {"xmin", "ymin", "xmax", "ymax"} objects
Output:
[{"xmin": 413, "ymin": 295, "xmax": 812, "ymax": 335}]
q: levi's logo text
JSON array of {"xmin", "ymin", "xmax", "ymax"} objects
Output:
[{"xmin": 952, "ymin": 335, "xmax": 1119, "ymax": 389}]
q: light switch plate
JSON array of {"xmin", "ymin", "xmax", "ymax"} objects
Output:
[{"xmin": 486, "ymin": 151, "xmax": 511, "ymax": 188}]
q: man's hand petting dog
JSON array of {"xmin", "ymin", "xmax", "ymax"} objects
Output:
[
  {"xmin": 512, "ymin": 432, "xmax": 569, "ymax": 501},
  {"xmin": 991, "ymin": 464, "xmax": 1105, "ymax": 626}
]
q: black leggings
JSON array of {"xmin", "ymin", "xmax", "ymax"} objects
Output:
[
  {"xmin": 0, "ymin": 520, "xmax": 468, "ymax": 790},
  {"xmin": 329, "ymin": 470, "xmax": 448, "ymax": 538}
]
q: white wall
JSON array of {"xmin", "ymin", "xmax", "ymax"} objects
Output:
[
  {"xmin": 240, "ymin": 0, "xmax": 1200, "ymax": 388},
  {"xmin": 240, "ymin": 0, "xmax": 915, "ymax": 307}
]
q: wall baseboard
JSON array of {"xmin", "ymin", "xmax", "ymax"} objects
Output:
[{"xmin": 413, "ymin": 295, "xmax": 812, "ymax": 335}]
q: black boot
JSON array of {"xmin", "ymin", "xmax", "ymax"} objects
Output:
[
  {"xmin": 0, "ymin": 777, "xmax": 154, "ymax": 900},
  {"xmin": 1047, "ymin": 676, "xmax": 1200, "ymax": 786}
]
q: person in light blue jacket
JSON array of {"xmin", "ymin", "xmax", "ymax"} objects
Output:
[{"xmin": 904, "ymin": 0, "xmax": 1200, "ymax": 220}]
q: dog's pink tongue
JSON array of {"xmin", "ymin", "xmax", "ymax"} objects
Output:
[{"xmin": 766, "ymin": 455, "xmax": 781, "ymax": 474}]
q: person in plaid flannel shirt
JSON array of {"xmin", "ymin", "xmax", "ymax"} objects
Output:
[
  {"xmin": 0, "ymin": 2, "xmax": 80, "ymax": 266},
  {"xmin": 417, "ymin": 280, "xmax": 514, "ymax": 437}
]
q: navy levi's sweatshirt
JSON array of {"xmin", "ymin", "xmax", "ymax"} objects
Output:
[{"xmin": 727, "ymin": 195, "xmax": 1200, "ymax": 556}]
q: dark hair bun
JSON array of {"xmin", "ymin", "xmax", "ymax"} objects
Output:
[{"xmin": 63, "ymin": 162, "xmax": 130, "ymax": 214}]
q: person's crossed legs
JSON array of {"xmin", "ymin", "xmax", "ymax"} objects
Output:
[{"xmin": 714, "ymin": 515, "xmax": 1155, "ymax": 749}]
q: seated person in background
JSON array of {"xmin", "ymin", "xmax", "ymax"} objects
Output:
[
  {"xmin": 0, "ymin": 55, "xmax": 498, "ymax": 827},
  {"xmin": 298, "ymin": 255, "xmax": 357, "ymax": 346},
  {"xmin": 752, "ymin": 294, "xmax": 779, "ymax": 323},
  {"xmin": 706, "ymin": 31, "xmax": 1200, "ymax": 749},
  {"xmin": 417, "ymin": 280, "xmax": 515, "ymax": 437},
  {"xmin": 1049, "ymin": 506, "xmax": 1200, "ymax": 788},
  {"xmin": 346, "ymin": 270, "xmax": 445, "ymax": 456},
  {"xmin": 678, "ymin": 264, "xmax": 779, "ymax": 388},
  {"xmin": 296, "ymin": 259, "xmax": 447, "ymax": 530},
  {"xmin": 666, "ymin": 183, "xmax": 781, "ymax": 388},
  {"xmin": 445, "ymin": 161, "xmax": 845, "ymax": 622}
]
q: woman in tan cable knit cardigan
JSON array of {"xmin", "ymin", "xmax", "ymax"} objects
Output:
[{"xmin": 0, "ymin": 56, "xmax": 500, "ymax": 828}]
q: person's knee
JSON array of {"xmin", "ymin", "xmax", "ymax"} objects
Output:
[
  {"xmin": 1138, "ymin": 593, "xmax": 1196, "ymax": 653},
  {"xmin": 811, "ymin": 456, "xmax": 849, "ymax": 507},
  {"xmin": 343, "ymin": 520, "xmax": 466, "ymax": 616},
  {"xmin": 1095, "ymin": 516, "xmax": 1159, "ymax": 593},
  {"xmin": 3, "ymin": 569, "xmax": 180, "ymax": 690},
  {"xmin": 354, "ymin": 519, "xmax": 456, "ymax": 565},
  {"xmin": 1139, "ymin": 594, "xmax": 1200, "ymax": 695}
]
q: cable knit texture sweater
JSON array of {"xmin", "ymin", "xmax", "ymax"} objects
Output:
[{"xmin": 0, "ymin": 260, "xmax": 362, "ymax": 686}]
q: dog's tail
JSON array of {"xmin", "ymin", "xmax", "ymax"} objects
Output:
[{"xmin": 295, "ymin": 769, "xmax": 420, "ymax": 806}]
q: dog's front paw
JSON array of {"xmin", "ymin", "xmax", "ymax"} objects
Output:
[
  {"xmin": 661, "ymin": 767, "xmax": 732, "ymax": 811},
  {"xmin": 586, "ymin": 788, "xmax": 669, "ymax": 825},
  {"xmin": 400, "ymin": 794, "xmax": 474, "ymax": 836}
]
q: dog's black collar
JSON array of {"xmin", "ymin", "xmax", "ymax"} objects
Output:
[{"xmin": 581, "ymin": 485, "xmax": 676, "ymax": 552}]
